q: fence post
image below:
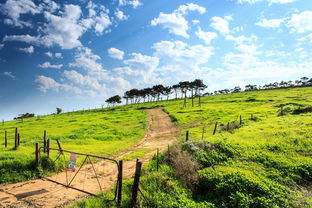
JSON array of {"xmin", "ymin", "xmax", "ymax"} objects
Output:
[
  {"xmin": 14, "ymin": 128, "xmax": 18, "ymax": 149},
  {"xmin": 131, "ymin": 160, "xmax": 142, "ymax": 208},
  {"xmin": 4, "ymin": 130, "xmax": 7, "ymax": 148},
  {"xmin": 56, "ymin": 139, "xmax": 63, "ymax": 154},
  {"xmin": 156, "ymin": 148, "xmax": 159, "ymax": 171},
  {"xmin": 117, "ymin": 160, "xmax": 123, "ymax": 207},
  {"xmin": 44, "ymin": 130, "xmax": 47, "ymax": 153},
  {"xmin": 2, "ymin": 120, "xmax": 4, "ymax": 126},
  {"xmin": 251, "ymin": 114, "xmax": 253, "ymax": 120},
  {"xmin": 35, "ymin": 142, "xmax": 39, "ymax": 168},
  {"xmin": 47, "ymin": 139, "xmax": 50, "ymax": 158},
  {"xmin": 227, "ymin": 122, "xmax": 230, "ymax": 131},
  {"xmin": 213, "ymin": 122, "xmax": 218, "ymax": 135},
  {"xmin": 186, "ymin": 130, "xmax": 189, "ymax": 142},
  {"xmin": 240, "ymin": 115, "xmax": 242, "ymax": 125},
  {"xmin": 201, "ymin": 127, "xmax": 205, "ymax": 140},
  {"xmin": 17, "ymin": 133, "xmax": 20, "ymax": 146}
]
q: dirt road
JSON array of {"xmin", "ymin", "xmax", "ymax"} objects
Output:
[{"xmin": 0, "ymin": 108, "xmax": 177, "ymax": 208}]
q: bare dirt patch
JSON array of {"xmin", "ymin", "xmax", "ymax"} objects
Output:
[{"xmin": 0, "ymin": 108, "xmax": 177, "ymax": 208}]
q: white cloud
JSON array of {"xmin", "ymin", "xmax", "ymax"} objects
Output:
[
  {"xmin": 119, "ymin": 0, "xmax": 142, "ymax": 9},
  {"xmin": 38, "ymin": 61, "xmax": 63, "ymax": 69},
  {"xmin": 2, "ymin": 3, "xmax": 111, "ymax": 49},
  {"xmin": 2, "ymin": 71, "xmax": 15, "ymax": 79},
  {"xmin": 115, "ymin": 9, "xmax": 128, "ymax": 20},
  {"xmin": 124, "ymin": 53, "xmax": 159, "ymax": 71},
  {"xmin": 210, "ymin": 16, "xmax": 230, "ymax": 35},
  {"xmin": 237, "ymin": 0, "xmax": 296, "ymax": 4},
  {"xmin": 45, "ymin": 51, "xmax": 53, "ymax": 58},
  {"xmin": 19, "ymin": 45, "xmax": 34, "ymax": 53},
  {"xmin": 192, "ymin": 20, "xmax": 200, "ymax": 24},
  {"xmin": 256, "ymin": 18, "xmax": 285, "ymax": 28},
  {"xmin": 108, "ymin": 48, "xmax": 125, "ymax": 60},
  {"xmin": 63, "ymin": 70, "xmax": 101, "ymax": 89},
  {"xmin": 151, "ymin": 3, "xmax": 206, "ymax": 38},
  {"xmin": 55, "ymin": 52, "xmax": 62, "ymax": 58},
  {"xmin": 0, "ymin": 44, "xmax": 4, "ymax": 50},
  {"xmin": 36, "ymin": 75, "xmax": 82, "ymax": 93},
  {"xmin": 286, "ymin": 11, "xmax": 312, "ymax": 33},
  {"xmin": 195, "ymin": 27, "xmax": 218, "ymax": 44},
  {"xmin": 0, "ymin": 0, "xmax": 41, "ymax": 28},
  {"xmin": 69, "ymin": 47, "xmax": 104, "ymax": 72}
]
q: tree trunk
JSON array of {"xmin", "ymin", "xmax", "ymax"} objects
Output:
[{"xmin": 191, "ymin": 89, "xmax": 194, "ymax": 107}]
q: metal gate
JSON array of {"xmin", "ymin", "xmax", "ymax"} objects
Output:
[{"xmin": 38, "ymin": 144, "xmax": 122, "ymax": 202}]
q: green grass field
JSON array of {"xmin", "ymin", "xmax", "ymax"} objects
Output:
[
  {"xmin": 73, "ymin": 87, "xmax": 312, "ymax": 208},
  {"xmin": 0, "ymin": 108, "xmax": 147, "ymax": 183}
]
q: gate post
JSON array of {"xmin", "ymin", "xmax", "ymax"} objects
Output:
[
  {"xmin": 131, "ymin": 160, "xmax": 142, "ymax": 208},
  {"xmin": 35, "ymin": 142, "xmax": 39, "ymax": 168},
  {"xmin": 117, "ymin": 160, "xmax": 123, "ymax": 207}
]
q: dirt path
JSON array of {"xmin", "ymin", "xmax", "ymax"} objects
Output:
[{"xmin": 0, "ymin": 108, "xmax": 177, "ymax": 208}]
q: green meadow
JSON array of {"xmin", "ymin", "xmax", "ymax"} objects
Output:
[
  {"xmin": 0, "ymin": 108, "xmax": 147, "ymax": 183},
  {"xmin": 74, "ymin": 87, "xmax": 312, "ymax": 208}
]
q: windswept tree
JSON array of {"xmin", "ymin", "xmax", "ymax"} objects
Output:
[
  {"xmin": 172, "ymin": 84, "xmax": 180, "ymax": 100},
  {"xmin": 56, "ymin": 107, "xmax": 62, "ymax": 114},
  {"xmin": 179, "ymin": 81, "xmax": 190, "ymax": 107},
  {"xmin": 232, "ymin": 86, "xmax": 241, "ymax": 93},
  {"xmin": 192, "ymin": 79, "xmax": 207, "ymax": 107},
  {"xmin": 106, "ymin": 95, "xmax": 122, "ymax": 107}
]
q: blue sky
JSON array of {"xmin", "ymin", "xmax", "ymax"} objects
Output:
[{"xmin": 0, "ymin": 0, "xmax": 311, "ymax": 120}]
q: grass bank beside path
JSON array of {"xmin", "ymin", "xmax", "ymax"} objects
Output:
[{"xmin": 0, "ymin": 108, "xmax": 147, "ymax": 183}]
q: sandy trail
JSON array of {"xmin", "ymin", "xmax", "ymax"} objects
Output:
[{"xmin": 0, "ymin": 108, "xmax": 177, "ymax": 208}]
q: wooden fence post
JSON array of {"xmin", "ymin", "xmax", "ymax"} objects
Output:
[
  {"xmin": 156, "ymin": 148, "xmax": 159, "ymax": 171},
  {"xmin": 227, "ymin": 122, "xmax": 230, "ymax": 131},
  {"xmin": 168, "ymin": 144, "xmax": 170, "ymax": 159},
  {"xmin": 251, "ymin": 114, "xmax": 253, "ymax": 120},
  {"xmin": 4, "ymin": 130, "xmax": 7, "ymax": 148},
  {"xmin": 43, "ymin": 130, "xmax": 47, "ymax": 153},
  {"xmin": 117, "ymin": 160, "xmax": 123, "ymax": 207},
  {"xmin": 2, "ymin": 120, "xmax": 4, "ymax": 126},
  {"xmin": 131, "ymin": 160, "xmax": 142, "ymax": 208},
  {"xmin": 47, "ymin": 139, "xmax": 50, "ymax": 157},
  {"xmin": 35, "ymin": 143, "xmax": 39, "ymax": 168},
  {"xmin": 17, "ymin": 133, "xmax": 20, "ymax": 146},
  {"xmin": 213, "ymin": 122, "xmax": 218, "ymax": 135},
  {"xmin": 201, "ymin": 127, "xmax": 205, "ymax": 140},
  {"xmin": 56, "ymin": 139, "xmax": 63, "ymax": 153},
  {"xmin": 14, "ymin": 128, "xmax": 18, "ymax": 149},
  {"xmin": 240, "ymin": 115, "xmax": 242, "ymax": 125},
  {"xmin": 186, "ymin": 130, "xmax": 189, "ymax": 142}
]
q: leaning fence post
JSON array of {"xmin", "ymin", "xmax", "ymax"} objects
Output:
[
  {"xmin": 131, "ymin": 160, "xmax": 142, "ymax": 208},
  {"xmin": 4, "ymin": 130, "xmax": 7, "ymax": 148},
  {"xmin": 43, "ymin": 130, "xmax": 47, "ymax": 153},
  {"xmin": 47, "ymin": 139, "xmax": 50, "ymax": 157},
  {"xmin": 186, "ymin": 130, "xmax": 189, "ymax": 142},
  {"xmin": 14, "ymin": 128, "xmax": 18, "ymax": 149},
  {"xmin": 156, "ymin": 148, "xmax": 159, "ymax": 171},
  {"xmin": 227, "ymin": 122, "xmax": 230, "ymax": 131},
  {"xmin": 240, "ymin": 115, "xmax": 242, "ymax": 125},
  {"xmin": 201, "ymin": 127, "xmax": 205, "ymax": 140},
  {"xmin": 117, "ymin": 160, "xmax": 123, "ymax": 207},
  {"xmin": 56, "ymin": 139, "xmax": 63, "ymax": 154},
  {"xmin": 213, "ymin": 122, "xmax": 218, "ymax": 135},
  {"xmin": 17, "ymin": 133, "xmax": 20, "ymax": 146},
  {"xmin": 35, "ymin": 142, "xmax": 39, "ymax": 168}
]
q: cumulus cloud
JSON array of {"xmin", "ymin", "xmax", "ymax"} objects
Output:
[
  {"xmin": 210, "ymin": 16, "xmax": 230, "ymax": 35},
  {"xmin": 119, "ymin": 0, "xmax": 142, "ymax": 9},
  {"xmin": 195, "ymin": 27, "xmax": 218, "ymax": 44},
  {"xmin": 256, "ymin": 18, "xmax": 285, "ymax": 28},
  {"xmin": 0, "ymin": 0, "xmax": 41, "ymax": 28},
  {"xmin": 115, "ymin": 9, "xmax": 128, "ymax": 20},
  {"xmin": 108, "ymin": 48, "xmax": 125, "ymax": 60},
  {"xmin": 63, "ymin": 70, "xmax": 101, "ymax": 89},
  {"xmin": 19, "ymin": 45, "xmax": 34, "ymax": 53},
  {"xmin": 45, "ymin": 51, "xmax": 62, "ymax": 58},
  {"xmin": 38, "ymin": 61, "xmax": 63, "ymax": 69},
  {"xmin": 2, "ymin": 3, "xmax": 112, "ymax": 49},
  {"xmin": 0, "ymin": 44, "xmax": 4, "ymax": 50},
  {"xmin": 237, "ymin": 0, "xmax": 296, "ymax": 4},
  {"xmin": 69, "ymin": 47, "xmax": 104, "ymax": 72},
  {"xmin": 36, "ymin": 75, "xmax": 82, "ymax": 93},
  {"xmin": 124, "ymin": 53, "xmax": 159, "ymax": 71},
  {"xmin": 151, "ymin": 3, "xmax": 206, "ymax": 38},
  {"xmin": 286, "ymin": 11, "xmax": 312, "ymax": 33},
  {"xmin": 2, "ymin": 71, "xmax": 15, "ymax": 79}
]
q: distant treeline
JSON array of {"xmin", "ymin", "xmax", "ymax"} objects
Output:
[{"xmin": 105, "ymin": 76, "xmax": 311, "ymax": 106}]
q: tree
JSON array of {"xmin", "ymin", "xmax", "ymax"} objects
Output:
[
  {"xmin": 106, "ymin": 95, "xmax": 122, "ymax": 106},
  {"xmin": 179, "ymin": 81, "xmax": 190, "ymax": 107},
  {"xmin": 232, "ymin": 86, "xmax": 241, "ymax": 93},
  {"xmin": 192, "ymin": 79, "xmax": 207, "ymax": 107},
  {"xmin": 56, "ymin": 108, "xmax": 62, "ymax": 114}
]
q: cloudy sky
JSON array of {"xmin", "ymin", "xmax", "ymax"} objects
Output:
[{"xmin": 0, "ymin": 0, "xmax": 311, "ymax": 120}]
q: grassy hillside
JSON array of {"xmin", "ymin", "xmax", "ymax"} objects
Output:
[
  {"xmin": 0, "ymin": 108, "xmax": 147, "ymax": 183},
  {"xmin": 74, "ymin": 87, "xmax": 312, "ymax": 208}
]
